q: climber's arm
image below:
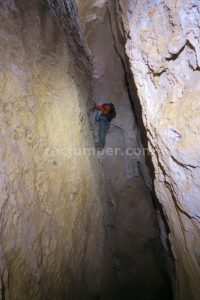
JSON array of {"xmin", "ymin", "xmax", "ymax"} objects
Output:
[{"xmin": 96, "ymin": 104, "xmax": 103, "ymax": 111}]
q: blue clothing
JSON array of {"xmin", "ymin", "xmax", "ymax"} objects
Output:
[{"xmin": 95, "ymin": 115, "xmax": 110, "ymax": 149}]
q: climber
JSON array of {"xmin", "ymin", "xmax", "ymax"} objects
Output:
[{"xmin": 94, "ymin": 102, "xmax": 116, "ymax": 150}]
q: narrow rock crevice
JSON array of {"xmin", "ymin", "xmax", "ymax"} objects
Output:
[
  {"xmin": 77, "ymin": 1, "xmax": 176, "ymax": 299},
  {"xmin": 106, "ymin": 9, "xmax": 177, "ymax": 297},
  {"xmin": 1, "ymin": 1, "xmax": 200, "ymax": 299}
]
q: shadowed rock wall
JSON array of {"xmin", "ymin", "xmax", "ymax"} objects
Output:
[
  {"xmin": 76, "ymin": 1, "xmax": 174, "ymax": 299},
  {"xmin": 76, "ymin": 0, "xmax": 200, "ymax": 299},
  {"xmin": 117, "ymin": 0, "xmax": 200, "ymax": 299}
]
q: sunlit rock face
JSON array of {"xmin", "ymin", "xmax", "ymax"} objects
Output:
[
  {"xmin": 0, "ymin": 1, "xmax": 106, "ymax": 299},
  {"xmin": 118, "ymin": 0, "xmax": 200, "ymax": 299}
]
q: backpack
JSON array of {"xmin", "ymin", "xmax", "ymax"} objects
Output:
[{"xmin": 106, "ymin": 103, "xmax": 116, "ymax": 122}]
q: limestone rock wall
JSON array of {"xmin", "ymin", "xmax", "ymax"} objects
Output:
[
  {"xmin": 76, "ymin": 1, "xmax": 174, "ymax": 299},
  {"xmin": 76, "ymin": 0, "xmax": 107, "ymax": 31},
  {"xmin": 0, "ymin": 1, "xmax": 106, "ymax": 299},
  {"xmin": 118, "ymin": 0, "xmax": 200, "ymax": 299}
]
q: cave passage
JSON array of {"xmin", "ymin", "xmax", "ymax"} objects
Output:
[
  {"xmin": 0, "ymin": 1, "xmax": 179, "ymax": 299},
  {"xmin": 84, "ymin": 4, "xmax": 174, "ymax": 300}
]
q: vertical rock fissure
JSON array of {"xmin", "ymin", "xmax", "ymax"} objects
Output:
[
  {"xmin": 3, "ymin": 0, "xmax": 199, "ymax": 299},
  {"xmin": 115, "ymin": 2, "xmax": 200, "ymax": 299},
  {"xmin": 78, "ymin": 1, "xmax": 175, "ymax": 298},
  {"xmin": 107, "ymin": 6, "xmax": 133, "ymax": 112},
  {"xmin": 107, "ymin": 0, "xmax": 176, "ymax": 279}
]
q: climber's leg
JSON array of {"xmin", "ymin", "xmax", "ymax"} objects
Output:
[{"xmin": 95, "ymin": 119, "xmax": 110, "ymax": 149}]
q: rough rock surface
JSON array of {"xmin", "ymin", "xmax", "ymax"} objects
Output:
[
  {"xmin": 77, "ymin": 1, "xmax": 173, "ymax": 299},
  {"xmin": 0, "ymin": 1, "xmax": 107, "ymax": 299},
  {"xmin": 117, "ymin": 0, "xmax": 200, "ymax": 299}
]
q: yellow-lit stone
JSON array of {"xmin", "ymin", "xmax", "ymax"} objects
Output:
[{"xmin": 0, "ymin": 1, "xmax": 106, "ymax": 299}]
